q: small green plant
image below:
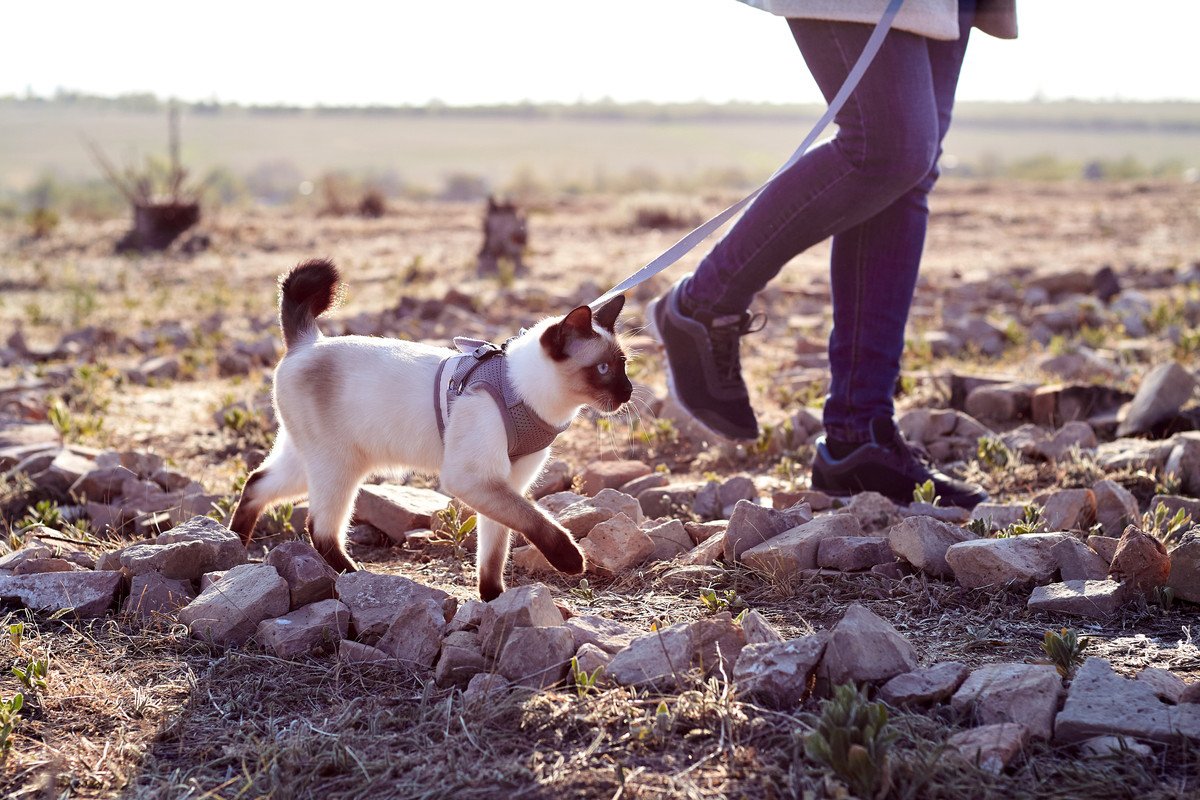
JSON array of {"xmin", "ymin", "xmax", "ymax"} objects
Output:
[
  {"xmin": 912, "ymin": 479, "xmax": 940, "ymax": 506},
  {"xmin": 698, "ymin": 587, "xmax": 744, "ymax": 616},
  {"xmin": 569, "ymin": 578, "xmax": 596, "ymax": 605},
  {"xmin": 976, "ymin": 436, "xmax": 1012, "ymax": 469},
  {"xmin": 1000, "ymin": 504, "xmax": 1045, "ymax": 537},
  {"xmin": 208, "ymin": 471, "xmax": 248, "ymax": 525},
  {"xmin": 8, "ymin": 622, "xmax": 24, "ymax": 651},
  {"xmin": 804, "ymin": 683, "xmax": 897, "ymax": 800},
  {"xmin": 751, "ymin": 423, "xmax": 775, "ymax": 456},
  {"xmin": 570, "ymin": 657, "xmax": 605, "ymax": 698},
  {"xmin": 1142, "ymin": 503, "xmax": 1193, "ymax": 548},
  {"xmin": 0, "ymin": 693, "xmax": 23, "ymax": 760},
  {"xmin": 1041, "ymin": 628, "xmax": 1090, "ymax": 679},
  {"xmin": 262, "ymin": 502, "xmax": 296, "ymax": 536},
  {"xmin": 18, "ymin": 500, "xmax": 61, "ymax": 532},
  {"xmin": 773, "ymin": 456, "xmax": 803, "ymax": 491},
  {"xmin": 1151, "ymin": 585, "xmax": 1176, "ymax": 611},
  {"xmin": 630, "ymin": 700, "xmax": 673, "ymax": 743},
  {"xmin": 432, "ymin": 505, "xmax": 477, "ymax": 556},
  {"xmin": 965, "ymin": 517, "xmax": 990, "ymax": 537},
  {"xmin": 12, "ymin": 658, "xmax": 48, "ymax": 695}
]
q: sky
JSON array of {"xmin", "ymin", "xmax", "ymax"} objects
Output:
[{"xmin": 5, "ymin": 1, "xmax": 1200, "ymax": 106}]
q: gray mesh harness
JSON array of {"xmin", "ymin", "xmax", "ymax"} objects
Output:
[{"xmin": 434, "ymin": 337, "xmax": 569, "ymax": 460}]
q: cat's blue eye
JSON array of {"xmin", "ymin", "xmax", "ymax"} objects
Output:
[{"xmin": 596, "ymin": 362, "xmax": 609, "ymax": 375}]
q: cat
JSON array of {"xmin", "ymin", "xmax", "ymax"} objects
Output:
[{"xmin": 230, "ymin": 258, "xmax": 632, "ymax": 600}]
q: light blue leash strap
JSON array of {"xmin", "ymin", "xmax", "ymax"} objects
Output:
[{"xmin": 592, "ymin": 0, "xmax": 906, "ymax": 306}]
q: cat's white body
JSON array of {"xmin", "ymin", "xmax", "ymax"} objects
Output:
[{"xmin": 232, "ymin": 259, "xmax": 631, "ymax": 599}]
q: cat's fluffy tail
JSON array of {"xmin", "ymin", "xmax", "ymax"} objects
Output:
[{"xmin": 279, "ymin": 258, "xmax": 341, "ymax": 349}]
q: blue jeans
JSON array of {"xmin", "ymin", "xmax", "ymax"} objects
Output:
[{"xmin": 684, "ymin": 3, "xmax": 975, "ymax": 443}]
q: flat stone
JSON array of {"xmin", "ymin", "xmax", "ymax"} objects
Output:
[
  {"xmin": 265, "ymin": 540, "xmax": 338, "ymax": 608},
  {"xmin": 1079, "ymin": 735, "xmax": 1154, "ymax": 758},
  {"xmin": 0, "ymin": 544, "xmax": 53, "ymax": 572},
  {"xmin": 965, "ymin": 383, "xmax": 1033, "ymax": 424},
  {"xmin": 1028, "ymin": 580, "xmax": 1128, "ymax": 618},
  {"xmin": 123, "ymin": 572, "xmax": 195, "ymax": 619},
  {"xmin": 1051, "ymin": 537, "xmax": 1110, "ymax": 581},
  {"xmin": 255, "ymin": 599, "xmax": 350, "ymax": 659},
  {"xmin": 376, "ymin": 598, "xmax": 447, "ymax": 670},
  {"xmin": 563, "ymin": 614, "xmax": 637, "ymax": 654},
  {"xmin": 740, "ymin": 609, "xmax": 785, "ymax": 645},
  {"xmin": 684, "ymin": 520, "xmax": 726, "ymax": 545},
  {"xmin": 178, "ymin": 563, "xmax": 290, "ymax": 646},
  {"xmin": 1092, "ymin": 480, "xmax": 1140, "ymax": 537},
  {"xmin": 1088, "ymin": 535, "xmax": 1121, "ymax": 564},
  {"xmin": 155, "ymin": 515, "xmax": 248, "ymax": 568},
  {"xmin": 643, "ymin": 518, "xmax": 692, "ymax": 561},
  {"xmin": 479, "ymin": 583, "xmax": 563, "ymax": 658},
  {"xmin": 34, "ymin": 449, "xmax": 97, "ymax": 494},
  {"xmin": 496, "ymin": 625, "xmax": 576, "ymax": 689},
  {"xmin": 881, "ymin": 661, "xmax": 970, "ymax": 707},
  {"xmin": 579, "ymin": 460, "xmax": 652, "ymax": 495},
  {"xmin": 589, "ymin": 488, "xmax": 644, "ymax": 525},
  {"xmin": 951, "ymin": 662, "xmax": 1063, "ymax": 739},
  {"xmin": 335, "ymin": 571, "xmax": 456, "ymax": 644},
  {"xmin": 555, "ymin": 502, "xmax": 615, "ymax": 538},
  {"xmin": 572, "ymin": 642, "xmax": 612, "ymax": 679},
  {"xmin": 618, "ymin": 472, "xmax": 668, "ymax": 498},
  {"xmin": 447, "ymin": 599, "xmax": 487, "ymax": 633},
  {"xmin": 338, "ymin": 640, "xmax": 390, "ymax": 664},
  {"xmin": 1055, "ymin": 657, "xmax": 1200, "ymax": 744},
  {"xmin": 834, "ymin": 491, "xmax": 902, "ymax": 533},
  {"xmin": 636, "ymin": 481, "xmax": 704, "ymax": 519},
  {"xmin": 1040, "ymin": 489, "xmax": 1097, "ymax": 531},
  {"xmin": 435, "ymin": 630, "xmax": 487, "ymax": 688},
  {"xmin": 723, "ymin": 499, "xmax": 814, "ymax": 561},
  {"xmin": 1137, "ymin": 667, "xmax": 1187, "ymax": 704},
  {"xmin": 353, "ymin": 484, "xmax": 452, "ymax": 542},
  {"xmin": 741, "ymin": 514, "xmax": 864, "ymax": 576},
  {"xmin": 537, "ymin": 491, "xmax": 587, "ymax": 515},
  {"xmin": 1166, "ymin": 434, "xmax": 1200, "ymax": 496},
  {"xmin": 70, "ymin": 465, "xmax": 137, "ymax": 503},
  {"xmin": 902, "ymin": 503, "xmax": 970, "ymax": 524},
  {"xmin": 11, "ymin": 557, "xmax": 81, "ymax": 575},
  {"xmin": 817, "ymin": 536, "xmax": 893, "ymax": 571},
  {"xmin": 733, "ymin": 633, "xmax": 830, "ymax": 709},
  {"xmin": 1167, "ymin": 538, "xmax": 1200, "ymax": 604},
  {"xmin": 887, "ymin": 516, "xmax": 976, "ymax": 577},
  {"xmin": 1110, "ymin": 527, "xmax": 1171, "ymax": 593},
  {"xmin": 579, "ymin": 513, "xmax": 654, "ymax": 574},
  {"xmin": 1035, "ymin": 422, "xmax": 1098, "ymax": 462},
  {"xmin": 946, "ymin": 533, "xmax": 1070, "ymax": 588},
  {"xmin": 0, "ymin": 570, "xmax": 122, "ymax": 617},
  {"xmin": 677, "ymin": 534, "xmax": 726, "ymax": 567},
  {"xmin": 1096, "ymin": 439, "xmax": 1174, "ymax": 472},
  {"xmin": 947, "ymin": 723, "xmax": 1030, "ymax": 774},
  {"xmin": 1117, "ymin": 362, "xmax": 1198, "ymax": 437},
  {"xmin": 463, "ymin": 672, "xmax": 510, "ymax": 705},
  {"xmin": 817, "ymin": 604, "xmax": 917, "ymax": 689},
  {"xmin": 511, "ymin": 544, "xmax": 556, "ymax": 574},
  {"xmin": 608, "ymin": 612, "xmax": 745, "ymax": 691}
]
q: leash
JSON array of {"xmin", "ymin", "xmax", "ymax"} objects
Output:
[{"xmin": 591, "ymin": 0, "xmax": 906, "ymax": 306}]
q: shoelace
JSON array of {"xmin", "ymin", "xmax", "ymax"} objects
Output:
[{"xmin": 707, "ymin": 312, "xmax": 767, "ymax": 384}]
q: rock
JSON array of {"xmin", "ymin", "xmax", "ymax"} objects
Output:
[
  {"xmin": 119, "ymin": 540, "xmax": 221, "ymax": 581},
  {"xmin": 123, "ymin": 572, "xmax": 195, "ymax": 619},
  {"xmin": 590, "ymin": 488, "xmax": 644, "ymax": 525},
  {"xmin": 816, "ymin": 536, "xmax": 893, "ymax": 571},
  {"xmin": 1093, "ymin": 265, "xmax": 1122, "ymax": 302},
  {"xmin": 155, "ymin": 516, "xmax": 248, "ymax": 567},
  {"xmin": 1109, "ymin": 527, "xmax": 1170, "ymax": 593},
  {"xmin": 1039, "ymin": 489, "xmax": 1096, "ymax": 532},
  {"xmin": 33, "ymin": 449, "xmax": 98, "ymax": 495},
  {"xmin": 479, "ymin": 583, "xmax": 563, "ymax": 658},
  {"xmin": 1088, "ymin": 535, "xmax": 1121, "ymax": 564},
  {"xmin": 11, "ymin": 558, "xmax": 80, "ymax": 575},
  {"xmin": 742, "ymin": 514, "xmax": 864, "ymax": 576},
  {"xmin": 1118, "ymin": 362, "xmax": 1198, "ymax": 437},
  {"xmin": 376, "ymin": 598, "xmax": 447, "ymax": 670},
  {"xmin": 511, "ymin": 544, "xmax": 556, "ymax": 574},
  {"xmin": 129, "ymin": 355, "xmax": 180, "ymax": 384},
  {"xmin": 1092, "ymin": 480, "xmax": 1140, "ymax": 537},
  {"xmin": 563, "ymin": 614, "xmax": 637, "ymax": 654},
  {"xmin": 1036, "ymin": 422, "xmax": 1098, "ymax": 462},
  {"xmin": 572, "ymin": 642, "xmax": 612, "ymax": 678},
  {"xmin": 618, "ymin": 472, "xmax": 668, "ymax": 499},
  {"xmin": 817, "ymin": 604, "xmax": 917, "ymax": 689},
  {"xmin": 1167, "ymin": 538, "xmax": 1200, "ymax": 604},
  {"xmin": 1055, "ymin": 657, "xmax": 1200, "ymax": 744},
  {"xmin": 948, "ymin": 315, "xmax": 1007, "ymax": 356},
  {"xmin": 607, "ymin": 612, "xmax": 745, "ymax": 690},
  {"xmin": 835, "ymin": 491, "xmax": 903, "ymax": 533},
  {"xmin": 945, "ymin": 533, "xmax": 1070, "ymax": 588},
  {"xmin": 496, "ymin": 626, "xmax": 576, "ymax": 689},
  {"xmin": 1150, "ymin": 495, "xmax": 1200, "ymax": 524},
  {"xmin": 1038, "ymin": 350, "xmax": 1124, "ymax": 383},
  {"xmin": 447, "ymin": 599, "xmax": 487, "ymax": 633},
  {"xmin": 684, "ymin": 520, "xmax": 726, "ymax": 545},
  {"xmin": 677, "ymin": 534, "xmax": 727, "ymax": 567},
  {"xmin": 1079, "ymin": 735, "xmax": 1154, "ymax": 758},
  {"xmin": 643, "ymin": 519, "xmax": 694, "ymax": 561},
  {"xmin": 723, "ymin": 499, "xmax": 813, "ymax": 561},
  {"xmin": 0, "ymin": 545, "xmax": 54, "ymax": 573},
  {"xmin": 924, "ymin": 329, "xmax": 963, "ymax": 357},
  {"xmin": 969, "ymin": 502, "xmax": 1028, "ymax": 532},
  {"xmin": 951, "ymin": 663, "xmax": 1063, "ymax": 739},
  {"xmin": 530, "ymin": 459, "xmax": 572, "ymax": 499},
  {"xmin": 1033, "ymin": 384, "xmax": 1133, "ymax": 429},
  {"xmin": 902, "ymin": 503, "xmax": 970, "ymax": 524},
  {"xmin": 692, "ymin": 481, "xmax": 722, "ymax": 520},
  {"xmin": 0, "ymin": 571, "xmax": 122, "ymax": 617},
  {"xmin": 178, "ymin": 563, "xmax": 290, "ymax": 646},
  {"xmin": 435, "ymin": 630, "xmax": 487, "ymax": 687},
  {"xmin": 887, "ymin": 516, "xmax": 976, "ymax": 577},
  {"xmin": 1181, "ymin": 683, "xmax": 1200, "ymax": 705},
  {"xmin": 70, "ymin": 465, "xmax": 137, "ymax": 503},
  {"xmin": 579, "ymin": 460, "xmax": 651, "ymax": 495},
  {"xmin": 880, "ymin": 661, "xmax": 970, "ymax": 706},
  {"xmin": 740, "ymin": 610, "xmax": 785, "ymax": 645},
  {"xmin": 255, "ymin": 599, "xmax": 350, "ymax": 659},
  {"xmin": 1096, "ymin": 438, "xmax": 1175, "ymax": 472},
  {"xmin": 1137, "ymin": 668, "xmax": 1187, "ymax": 704},
  {"xmin": 579, "ymin": 513, "xmax": 654, "ymax": 574},
  {"xmin": 353, "ymin": 484, "xmax": 452, "ymax": 542},
  {"xmin": 265, "ymin": 541, "xmax": 338, "ymax": 608},
  {"xmin": 1166, "ymin": 433, "xmax": 1200, "ymax": 497},
  {"xmin": 946, "ymin": 723, "xmax": 1030, "ymax": 774},
  {"xmin": 965, "ymin": 383, "xmax": 1033, "ymax": 424},
  {"xmin": 1027, "ymin": 580, "xmax": 1128, "ymax": 618},
  {"xmin": 733, "ymin": 633, "xmax": 830, "ymax": 708},
  {"xmin": 538, "ymin": 491, "xmax": 587, "ymax": 515},
  {"xmin": 335, "ymin": 571, "xmax": 456, "ymax": 645},
  {"xmin": 338, "ymin": 640, "xmax": 390, "ymax": 664},
  {"xmin": 774, "ymin": 489, "xmax": 833, "ymax": 512},
  {"xmin": 555, "ymin": 502, "xmax": 614, "ymax": 538},
  {"xmin": 636, "ymin": 482, "xmax": 704, "ymax": 519},
  {"xmin": 1051, "ymin": 537, "xmax": 1109, "ymax": 581},
  {"xmin": 463, "ymin": 673, "xmax": 510, "ymax": 705}
]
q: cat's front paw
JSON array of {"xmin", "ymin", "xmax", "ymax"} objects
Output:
[{"xmin": 543, "ymin": 537, "xmax": 587, "ymax": 575}]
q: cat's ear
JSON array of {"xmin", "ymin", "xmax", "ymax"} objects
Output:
[
  {"xmin": 541, "ymin": 305, "xmax": 594, "ymax": 360},
  {"xmin": 591, "ymin": 295, "xmax": 625, "ymax": 333}
]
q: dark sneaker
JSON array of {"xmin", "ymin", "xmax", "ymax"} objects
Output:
[
  {"xmin": 811, "ymin": 417, "xmax": 988, "ymax": 509},
  {"xmin": 646, "ymin": 275, "xmax": 762, "ymax": 441}
]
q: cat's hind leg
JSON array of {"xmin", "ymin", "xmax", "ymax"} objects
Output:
[
  {"xmin": 475, "ymin": 516, "xmax": 511, "ymax": 601},
  {"xmin": 231, "ymin": 433, "xmax": 308, "ymax": 546},
  {"xmin": 304, "ymin": 460, "xmax": 364, "ymax": 574}
]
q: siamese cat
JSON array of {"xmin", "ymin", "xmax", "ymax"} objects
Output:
[{"xmin": 230, "ymin": 258, "xmax": 632, "ymax": 600}]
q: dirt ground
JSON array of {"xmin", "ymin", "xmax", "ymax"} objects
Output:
[{"xmin": 1, "ymin": 179, "xmax": 1200, "ymax": 799}]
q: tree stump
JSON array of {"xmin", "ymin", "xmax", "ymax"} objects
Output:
[{"xmin": 116, "ymin": 201, "xmax": 201, "ymax": 253}]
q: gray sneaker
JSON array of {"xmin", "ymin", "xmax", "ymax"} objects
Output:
[{"xmin": 646, "ymin": 275, "xmax": 761, "ymax": 441}]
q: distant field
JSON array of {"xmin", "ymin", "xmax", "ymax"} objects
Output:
[{"xmin": 2, "ymin": 100, "xmax": 1199, "ymax": 194}]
